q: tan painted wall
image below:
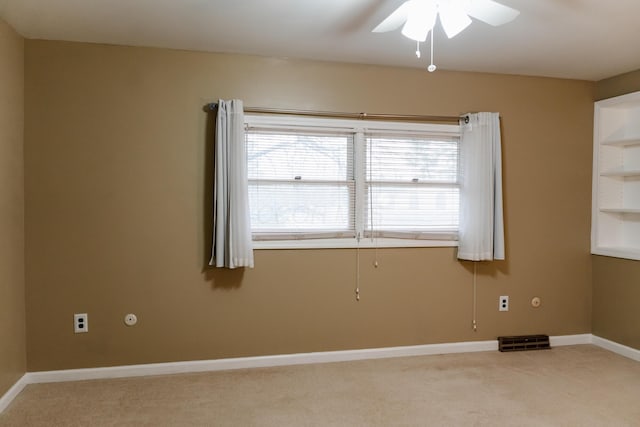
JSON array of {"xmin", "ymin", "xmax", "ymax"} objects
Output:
[
  {"xmin": 593, "ymin": 69, "xmax": 640, "ymax": 350},
  {"xmin": 0, "ymin": 19, "xmax": 26, "ymax": 395},
  {"xmin": 592, "ymin": 256, "xmax": 640, "ymax": 349},
  {"xmin": 596, "ymin": 69, "xmax": 640, "ymax": 101},
  {"xmin": 24, "ymin": 40, "xmax": 594, "ymax": 371}
]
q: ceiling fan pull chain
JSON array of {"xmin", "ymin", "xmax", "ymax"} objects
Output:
[
  {"xmin": 428, "ymin": 30, "xmax": 437, "ymax": 72},
  {"xmin": 415, "ymin": 40, "xmax": 421, "ymax": 58}
]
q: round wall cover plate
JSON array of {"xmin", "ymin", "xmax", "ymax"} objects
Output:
[{"xmin": 124, "ymin": 313, "xmax": 138, "ymax": 326}]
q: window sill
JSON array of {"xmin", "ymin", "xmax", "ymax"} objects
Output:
[{"xmin": 252, "ymin": 238, "xmax": 458, "ymax": 250}]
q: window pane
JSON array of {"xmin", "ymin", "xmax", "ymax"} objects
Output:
[
  {"xmin": 365, "ymin": 134, "xmax": 459, "ymax": 236},
  {"xmin": 365, "ymin": 185, "xmax": 459, "ymax": 232},
  {"xmin": 247, "ymin": 131, "xmax": 352, "ymax": 181},
  {"xmin": 246, "ymin": 129, "xmax": 355, "ymax": 236},
  {"xmin": 367, "ymin": 136, "xmax": 458, "ymax": 183},
  {"xmin": 249, "ymin": 182, "xmax": 354, "ymax": 233}
]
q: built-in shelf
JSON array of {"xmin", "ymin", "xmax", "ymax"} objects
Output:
[
  {"xmin": 592, "ymin": 91, "xmax": 640, "ymax": 260},
  {"xmin": 601, "ymin": 137, "xmax": 640, "ymax": 147},
  {"xmin": 592, "ymin": 246, "xmax": 640, "ymax": 261},
  {"xmin": 600, "ymin": 208, "xmax": 640, "ymax": 214},
  {"xmin": 600, "ymin": 168, "xmax": 640, "ymax": 177}
]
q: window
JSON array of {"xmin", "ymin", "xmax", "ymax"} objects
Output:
[
  {"xmin": 245, "ymin": 115, "xmax": 460, "ymax": 249},
  {"xmin": 247, "ymin": 129, "xmax": 355, "ymax": 238},
  {"xmin": 364, "ymin": 133, "xmax": 459, "ymax": 239}
]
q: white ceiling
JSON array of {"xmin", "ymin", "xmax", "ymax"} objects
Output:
[{"xmin": 1, "ymin": 0, "xmax": 639, "ymax": 81}]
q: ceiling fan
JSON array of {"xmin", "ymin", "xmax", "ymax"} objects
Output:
[{"xmin": 372, "ymin": 0, "xmax": 520, "ymax": 72}]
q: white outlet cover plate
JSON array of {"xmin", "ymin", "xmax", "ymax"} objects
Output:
[
  {"xmin": 499, "ymin": 296, "xmax": 509, "ymax": 312},
  {"xmin": 74, "ymin": 313, "xmax": 88, "ymax": 333}
]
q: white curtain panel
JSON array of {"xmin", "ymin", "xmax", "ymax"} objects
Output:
[
  {"xmin": 457, "ymin": 112, "xmax": 505, "ymax": 261},
  {"xmin": 210, "ymin": 99, "xmax": 254, "ymax": 268}
]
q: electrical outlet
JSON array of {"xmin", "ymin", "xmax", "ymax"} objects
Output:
[
  {"xmin": 74, "ymin": 313, "xmax": 88, "ymax": 333},
  {"xmin": 499, "ymin": 296, "xmax": 509, "ymax": 312}
]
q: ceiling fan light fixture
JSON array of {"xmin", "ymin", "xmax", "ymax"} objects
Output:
[
  {"xmin": 400, "ymin": 0, "xmax": 437, "ymax": 42},
  {"xmin": 372, "ymin": 0, "xmax": 520, "ymax": 72}
]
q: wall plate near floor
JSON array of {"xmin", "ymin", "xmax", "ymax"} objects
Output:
[
  {"xmin": 74, "ymin": 313, "xmax": 88, "ymax": 333},
  {"xmin": 499, "ymin": 296, "xmax": 509, "ymax": 311}
]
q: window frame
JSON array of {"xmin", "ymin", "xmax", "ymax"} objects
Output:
[{"xmin": 245, "ymin": 114, "xmax": 460, "ymax": 250}]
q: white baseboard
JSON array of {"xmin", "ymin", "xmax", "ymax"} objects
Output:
[
  {"xmin": 592, "ymin": 335, "xmax": 640, "ymax": 362},
  {"xmin": 549, "ymin": 334, "xmax": 592, "ymax": 346},
  {"xmin": 27, "ymin": 339, "xmax": 499, "ymax": 384},
  {"xmin": 0, "ymin": 374, "xmax": 29, "ymax": 414},
  {"xmin": 21, "ymin": 334, "xmax": 597, "ymax": 385},
  {"xmin": 1, "ymin": 333, "xmax": 637, "ymax": 415}
]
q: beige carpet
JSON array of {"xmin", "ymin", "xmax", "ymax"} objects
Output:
[{"xmin": 1, "ymin": 345, "xmax": 639, "ymax": 426}]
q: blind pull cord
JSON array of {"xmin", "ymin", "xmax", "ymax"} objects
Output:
[
  {"xmin": 355, "ymin": 232, "xmax": 361, "ymax": 301},
  {"xmin": 368, "ymin": 138, "xmax": 380, "ymax": 269},
  {"xmin": 472, "ymin": 262, "xmax": 478, "ymax": 332}
]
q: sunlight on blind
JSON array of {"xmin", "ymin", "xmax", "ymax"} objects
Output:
[{"xmin": 247, "ymin": 129, "xmax": 355, "ymax": 237}]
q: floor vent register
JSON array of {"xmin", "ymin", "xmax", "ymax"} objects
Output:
[{"xmin": 498, "ymin": 335, "xmax": 551, "ymax": 352}]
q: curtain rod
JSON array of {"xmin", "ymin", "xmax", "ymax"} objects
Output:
[{"xmin": 204, "ymin": 103, "xmax": 460, "ymax": 123}]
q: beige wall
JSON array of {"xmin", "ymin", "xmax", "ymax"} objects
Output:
[
  {"xmin": 0, "ymin": 19, "xmax": 26, "ymax": 395},
  {"xmin": 593, "ymin": 69, "xmax": 640, "ymax": 350},
  {"xmin": 592, "ymin": 256, "xmax": 640, "ymax": 349},
  {"xmin": 596, "ymin": 69, "xmax": 640, "ymax": 101},
  {"xmin": 24, "ymin": 40, "xmax": 594, "ymax": 371}
]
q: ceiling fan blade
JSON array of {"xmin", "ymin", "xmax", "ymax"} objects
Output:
[
  {"xmin": 438, "ymin": 1, "xmax": 472, "ymax": 39},
  {"xmin": 401, "ymin": 0, "xmax": 437, "ymax": 42},
  {"xmin": 464, "ymin": 0, "xmax": 520, "ymax": 26},
  {"xmin": 372, "ymin": 1, "xmax": 412, "ymax": 33}
]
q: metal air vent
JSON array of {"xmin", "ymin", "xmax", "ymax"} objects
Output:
[{"xmin": 498, "ymin": 335, "xmax": 550, "ymax": 352}]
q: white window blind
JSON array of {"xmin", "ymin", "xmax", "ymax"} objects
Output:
[
  {"xmin": 365, "ymin": 134, "xmax": 459, "ymax": 240},
  {"xmin": 244, "ymin": 115, "xmax": 460, "ymax": 247},
  {"xmin": 247, "ymin": 129, "xmax": 355, "ymax": 239}
]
